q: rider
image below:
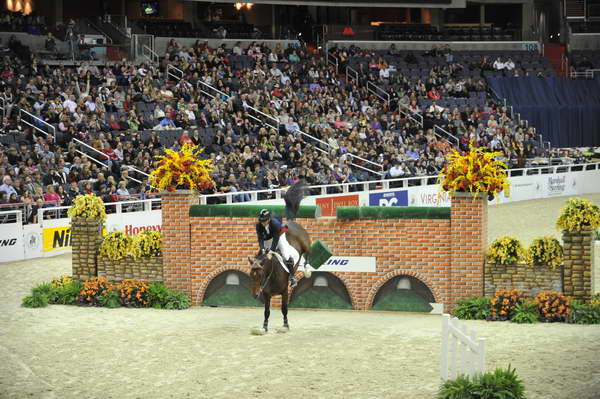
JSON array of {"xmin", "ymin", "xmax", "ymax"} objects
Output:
[{"xmin": 256, "ymin": 209, "xmax": 297, "ymax": 287}]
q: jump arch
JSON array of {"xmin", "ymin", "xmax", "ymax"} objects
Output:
[
  {"xmin": 195, "ymin": 264, "xmax": 254, "ymax": 306},
  {"xmin": 365, "ymin": 270, "xmax": 442, "ymax": 311}
]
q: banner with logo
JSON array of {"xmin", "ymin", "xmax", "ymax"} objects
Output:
[
  {"xmin": 369, "ymin": 190, "xmax": 408, "ymax": 207},
  {"xmin": 106, "ymin": 210, "xmax": 162, "ymax": 235},
  {"xmin": 41, "ymin": 218, "xmax": 72, "ymax": 255},
  {"xmin": 0, "ymin": 219, "xmax": 24, "ymax": 262},
  {"xmin": 317, "ymin": 256, "xmax": 376, "ymax": 272},
  {"xmin": 316, "ymin": 194, "xmax": 359, "ymax": 217},
  {"xmin": 23, "ymin": 224, "xmax": 43, "ymax": 260}
]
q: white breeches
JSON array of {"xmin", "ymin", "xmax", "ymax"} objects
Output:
[{"xmin": 265, "ymin": 234, "xmax": 299, "ymax": 265}]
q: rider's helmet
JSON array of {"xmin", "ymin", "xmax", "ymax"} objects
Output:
[{"xmin": 258, "ymin": 209, "xmax": 271, "ymax": 222}]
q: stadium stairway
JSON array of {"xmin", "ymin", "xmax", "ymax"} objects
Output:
[{"xmin": 544, "ymin": 43, "xmax": 567, "ymax": 77}]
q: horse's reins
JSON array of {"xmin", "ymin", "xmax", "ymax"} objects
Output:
[{"xmin": 256, "ymin": 256, "xmax": 275, "ymax": 297}]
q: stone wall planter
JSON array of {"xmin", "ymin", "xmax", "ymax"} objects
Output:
[
  {"xmin": 71, "ymin": 217, "xmax": 104, "ymax": 281},
  {"xmin": 562, "ymin": 228, "xmax": 594, "ymax": 301},
  {"xmin": 484, "ymin": 262, "xmax": 563, "ymax": 297},
  {"xmin": 592, "ymin": 240, "xmax": 600, "ymax": 296},
  {"xmin": 97, "ymin": 255, "xmax": 163, "ymax": 282}
]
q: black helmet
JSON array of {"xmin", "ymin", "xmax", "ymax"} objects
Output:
[{"xmin": 258, "ymin": 209, "xmax": 271, "ymax": 222}]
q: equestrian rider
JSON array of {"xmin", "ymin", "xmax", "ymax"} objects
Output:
[{"xmin": 256, "ymin": 209, "xmax": 297, "ymax": 287}]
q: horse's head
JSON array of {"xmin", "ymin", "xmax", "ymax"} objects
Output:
[{"xmin": 248, "ymin": 251, "xmax": 269, "ymax": 298}]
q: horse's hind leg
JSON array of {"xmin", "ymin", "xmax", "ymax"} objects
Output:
[
  {"xmin": 282, "ymin": 292, "xmax": 289, "ymax": 329},
  {"xmin": 263, "ymin": 294, "xmax": 270, "ymax": 332}
]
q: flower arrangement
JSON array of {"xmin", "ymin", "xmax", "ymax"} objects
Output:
[
  {"xmin": 556, "ymin": 198, "xmax": 600, "ymax": 232},
  {"xmin": 438, "ymin": 145, "xmax": 510, "ymax": 199},
  {"xmin": 149, "ymin": 143, "xmax": 215, "ymax": 192},
  {"xmin": 51, "ymin": 275, "xmax": 74, "ymax": 290},
  {"xmin": 487, "ymin": 236, "xmax": 525, "ymax": 265},
  {"xmin": 99, "ymin": 232, "xmax": 133, "ymax": 260},
  {"xmin": 490, "ymin": 289, "xmax": 526, "ymax": 321},
  {"xmin": 118, "ymin": 279, "xmax": 150, "ymax": 307},
  {"xmin": 131, "ymin": 231, "xmax": 162, "ymax": 258},
  {"xmin": 525, "ymin": 236, "xmax": 563, "ymax": 269},
  {"xmin": 535, "ymin": 291, "xmax": 572, "ymax": 322},
  {"xmin": 591, "ymin": 294, "xmax": 600, "ymax": 308},
  {"xmin": 79, "ymin": 277, "xmax": 115, "ymax": 306},
  {"xmin": 67, "ymin": 194, "xmax": 106, "ymax": 220}
]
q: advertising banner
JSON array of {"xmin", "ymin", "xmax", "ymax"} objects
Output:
[
  {"xmin": 23, "ymin": 224, "xmax": 43, "ymax": 260},
  {"xmin": 0, "ymin": 219, "xmax": 24, "ymax": 262},
  {"xmin": 409, "ymin": 186, "xmax": 452, "ymax": 207},
  {"xmin": 316, "ymin": 194, "xmax": 359, "ymax": 217},
  {"xmin": 106, "ymin": 210, "xmax": 162, "ymax": 235},
  {"xmin": 42, "ymin": 223, "xmax": 72, "ymax": 254},
  {"xmin": 317, "ymin": 256, "xmax": 376, "ymax": 273},
  {"xmin": 368, "ymin": 190, "xmax": 408, "ymax": 207}
]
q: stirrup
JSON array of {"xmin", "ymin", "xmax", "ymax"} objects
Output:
[{"xmin": 289, "ymin": 276, "xmax": 297, "ymax": 288}]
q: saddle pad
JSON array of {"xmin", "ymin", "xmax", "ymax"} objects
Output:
[
  {"xmin": 307, "ymin": 240, "xmax": 332, "ymax": 269},
  {"xmin": 271, "ymin": 252, "xmax": 290, "ymax": 274}
]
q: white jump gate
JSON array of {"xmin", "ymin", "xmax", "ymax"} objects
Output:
[{"xmin": 440, "ymin": 314, "xmax": 486, "ymax": 381}]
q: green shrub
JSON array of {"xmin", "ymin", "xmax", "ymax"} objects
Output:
[
  {"xmin": 148, "ymin": 283, "xmax": 190, "ymax": 310},
  {"xmin": 566, "ymin": 300, "xmax": 600, "ymax": 324},
  {"xmin": 511, "ymin": 301, "xmax": 539, "ymax": 324},
  {"xmin": 438, "ymin": 366, "xmax": 525, "ymax": 399},
  {"xmin": 22, "ymin": 291, "xmax": 49, "ymax": 308},
  {"xmin": 99, "ymin": 290, "xmax": 121, "ymax": 308},
  {"xmin": 452, "ymin": 296, "xmax": 491, "ymax": 320},
  {"xmin": 32, "ymin": 282, "xmax": 53, "ymax": 297},
  {"xmin": 48, "ymin": 281, "xmax": 83, "ymax": 305},
  {"xmin": 437, "ymin": 374, "xmax": 477, "ymax": 399}
]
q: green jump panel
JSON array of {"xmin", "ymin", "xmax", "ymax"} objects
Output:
[
  {"xmin": 336, "ymin": 206, "xmax": 450, "ymax": 220},
  {"xmin": 307, "ymin": 240, "xmax": 332, "ymax": 269},
  {"xmin": 189, "ymin": 204, "xmax": 320, "ymax": 218}
]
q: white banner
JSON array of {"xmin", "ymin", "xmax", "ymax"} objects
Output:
[
  {"xmin": 316, "ymin": 256, "xmax": 376, "ymax": 272},
  {"xmin": 0, "ymin": 212, "xmax": 23, "ymax": 262}
]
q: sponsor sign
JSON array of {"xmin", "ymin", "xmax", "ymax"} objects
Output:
[
  {"xmin": 316, "ymin": 194, "xmax": 359, "ymax": 217},
  {"xmin": 42, "ymin": 226, "xmax": 72, "ymax": 253},
  {"xmin": 369, "ymin": 190, "xmax": 408, "ymax": 207},
  {"xmin": 317, "ymin": 256, "xmax": 376, "ymax": 273},
  {"xmin": 547, "ymin": 175, "xmax": 567, "ymax": 197},
  {"xmin": 0, "ymin": 219, "xmax": 24, "ymax": 262},
  {"xmin": 409, "ymin": 187, "xmax": 452, "ymax": 207}
]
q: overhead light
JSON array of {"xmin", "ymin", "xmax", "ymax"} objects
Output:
[
  {"xmin": 234, "ymin": 2, "xmax": 243, "ymax": 10},
  {"xmin": 234, "ymin": 2, "xmax": 253, "ymax": 10}
]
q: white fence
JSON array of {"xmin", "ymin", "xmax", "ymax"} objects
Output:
[{"xmin": 440, "ymin": 314, "xmax": 485, "ymax": 381}]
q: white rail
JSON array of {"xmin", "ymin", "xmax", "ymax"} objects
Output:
[
  {"xmin": 166, "ymin": 64, "xmax": 184, "ymax": 82},
  {"xmin": 398, "ymin": 103, "xmax": 423, "ymax": 127},
  {"xmin": 197, "ymin": 80, "xmax": 230, "ymax": 100},
  {"xmin": 434, "ymin": 125, "xmax": 459, "ymax": 145},
  {"xmin": 243, "ymin": 103, "xmax": 279, "ymax": 131},
  {"xmin": 440, "ymin": 314, "xmax": 485, "ymax": 381},
  {"xmin": 366, "ymin": 81, "xmax": 390, "ymax": 104},
  {"xmin": 19, "ymin": 108, "xmax": 56, "ymax": 138},
  {"xmin": 142, "ymin": 44, "xmax": 159, "ymax": 64},
  {"xmin": 38, "ymin": 198, "xmax": 161, "ymax": 222},
  {"xmin": 346, "ymin": 66, "xmax": 359, "ymax": 84},
  {"xmin": 327, "ymin": 52, "xmax": 339, "ymax": 73}
]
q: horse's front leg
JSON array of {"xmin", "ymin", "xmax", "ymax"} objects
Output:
[
  {"xmin": 282, "ymin": 291, "xmax": 289, "ymax": 329},
  {"xmin": 263, "ymin": 294, "xmax": 270, "ymax": 332}
]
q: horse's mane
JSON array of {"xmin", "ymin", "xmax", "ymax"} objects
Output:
[{"xmin": 283, "ymin": 180, "xmax": 309, "ymax": 220}]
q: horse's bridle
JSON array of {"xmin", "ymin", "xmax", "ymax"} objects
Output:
[{"xmin": 253, "ymin": 256, "xmax": 274, "ymax": 298}]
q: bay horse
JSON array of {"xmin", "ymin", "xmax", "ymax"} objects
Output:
[{"xmin": 248, "ymin": 181, "xmax": 312, "ymax": 332}]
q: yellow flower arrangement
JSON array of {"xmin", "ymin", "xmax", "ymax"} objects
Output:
[
  {"xmin": 149, "ymin": 143, "xmax": 215, "ymax": 192},
  {"xmin": 487, "ymin": 236, "xmax": 525, "ymax": 265},
  {"xmin": 67, "ymin": 194, "xmax": 106, "ymax": 220},
  {"xmin": 438, "ymin": 145, "xmax": 510, "ymax": 199},
  {"xmin": 525, "ymin": 236, "xmax": 563, "ymax": 269},
  {"xmin": 556, "ymin": 198, "xmax": 600, "ymax": 232},
  {"xmin": 51, "ymin": 275, "xmax": 74, "ymax": 290},
  {"xmin": 99, "ymin": 231, "xmax": 133, "ymax": 260},
  {"xmin": 130, "ymin": 231, "xmax": 162, "ymax": 258}
]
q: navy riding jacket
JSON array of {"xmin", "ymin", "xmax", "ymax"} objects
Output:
[{"xmin": 256, "ymin": 218, "xmax": 282, "ymax": 251}]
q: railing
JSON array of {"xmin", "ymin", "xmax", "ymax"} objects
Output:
[
  {"xmin": 0, "ymin": 201, "xmax": 60, "ymax": 224},
  {"xmin": 570, "ymin": 69, "xmax": 600, "ymax": 79},
  {"xmin": 197, "ymin": 80, "xmax": 230, "ymax": 100},
  {"xmin": 327, "ymin": 52, "xmax": 339, "ymax": 73},
  {"xmin": 0, "ymin": 96, "xmax": 6, "ymax": 120},
  {"xmin": 440, "ymin": 314, "xmax": 485, "ymax": 381},
  {"xmin": 0, "ymin": 207, "xmax": 24, "ymax": 224},
  {"xmin": 38, "ymin": 198, "xmax": 161, "ymax": 222},
  {"xmin": 434, "ymin": 125, "xmax": 459, "ymax": 146},
  {"xmin": 199, "ymin": 161, "xmax": 600, "ymax": 204},
  {"xmin": 142, "ymin": 44, "xmax": 159, "ymax": 64},
  {"xmin": 398, "ymin": 103, "xmax": 423, "ymax": 127},
  {"xmin": 243, "ymin": 104, "xmax": 279, "ymax": 131},
  {"xmin": 366, "ymin": 81, "xmax": 390, "ymax": 104},
  {"xmin": 346, "ymin": 66, "xmax": 359, "ymax": 85},
  {"xmin": 19, "ymin": 108, "xmax": 56, "ymax": 139},
  {"xmin": 166, "ymin": 64, "xmax": 184, "ymax": 82}
]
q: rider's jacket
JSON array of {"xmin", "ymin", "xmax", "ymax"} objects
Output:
[{"xmin": 256, "ymin": 218, "xmax": 282, "ymax": 251}]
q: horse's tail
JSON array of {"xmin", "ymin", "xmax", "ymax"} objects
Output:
[{"xmin": 283, "ymin": 180, "xmax": 309, "ymax": 220}]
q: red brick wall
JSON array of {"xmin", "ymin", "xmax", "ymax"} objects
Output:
[{"xmin": 162, "ymin": 192, "xmax": 487, "ymax": 311}]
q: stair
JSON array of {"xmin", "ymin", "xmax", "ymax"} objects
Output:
[{"xmin": 544, "ymin": 43, "xmax": 567, "ymax": 77}]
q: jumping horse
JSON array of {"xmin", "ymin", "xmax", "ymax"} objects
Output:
[{"xmin": 248, "ymin": 180, "xmax": 312, "ymax": 332}]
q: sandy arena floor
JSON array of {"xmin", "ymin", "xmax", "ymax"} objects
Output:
[{"xmin": 1, "ymin": 194, "xmax": 600, "ymax": 399}]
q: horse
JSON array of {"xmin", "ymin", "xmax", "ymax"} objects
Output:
[{"xmin": 248, "ymin": 181, "xmax": 313, "ymax": 332}]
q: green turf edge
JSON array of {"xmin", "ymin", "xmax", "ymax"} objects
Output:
[
  {"xmin": 190, "ymin": 205, "xmax": 320, "ymax": 218},
  {"xmin": 336, "ymin": 206, "xmax": 450, "ymax": 219}
]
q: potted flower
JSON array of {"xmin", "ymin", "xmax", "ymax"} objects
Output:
[
  {"xmin": 438, "ymin": 145, "xmax": 510, "ymax": 200},
  {"xmin": 149, "ymin": 143, "xmax": 215, "ymax": 193}
]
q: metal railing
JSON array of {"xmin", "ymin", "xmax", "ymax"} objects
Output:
[
  {"xmin": 197, "ymin": 80, "xmax": 230, "ymax": 100},
  {"xmin": 243, "ymin": 103, "xmax": 279, "ymax": 131},
  {"xmin": 434, "ymin": 125, "xmax": 459, "ymax": 146},
  {"xmin": 142, "ymin": 44, "xmax": 159, "ymax": 64},
  {"xmin": 19, "ymin": 108, "xmax": 56, "ymax": 138},
  {"xmin": 346, "ymin": 66, "xmax": 359, "ymax": 85},
  {"xmin": 366, "ymin": 81, "xmax": 390, "ymax": 104},
  {"xmin": 570, "ymin": 69, "xmax": 600, "ymax": 79},
  {"xmin": 199, "ymin": 161, "xmax": 600, "ymax": 204},
  {"xmin": 166, "ymin": 64, "xmax": 184, "ymax": 82},
  {"xmin": 327, "ymin": 52, "xmax": 339, "ymax": 73},
  {"xmin": 38, "ymin": 198, "xmax": 161, "ymax": 222},
  {"xmin": 0, "ymin": 96, "xmax": 6, "ymax": 120},
  {"xmin": 398, "ymin": 103, "xmax": 423, "ymax": 127}
]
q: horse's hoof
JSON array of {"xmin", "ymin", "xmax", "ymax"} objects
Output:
[
  {"xmin": 251, "ymin": 328, "xmax": 267, "ymax": 335},
  {"xmin": 276, "ymin": 327, "xmax": 289, "ymax": 333}
]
